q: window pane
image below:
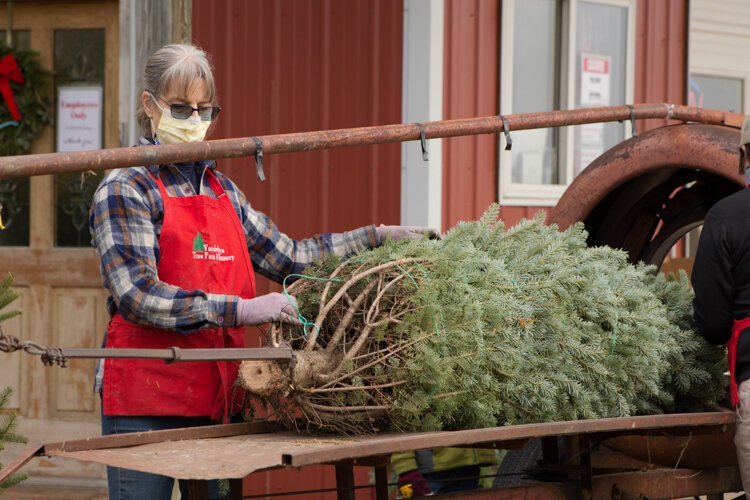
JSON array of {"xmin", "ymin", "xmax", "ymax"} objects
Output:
[
  {"xmin": 0, "ymin": 31, "xmax": 32, "ymax": 246},
  {"xmin": 53, "ymin": 29, "xmax": 105, "ymax": 247},
  {"xmin": 0, "ymin": 30, "xmax": 31, "ymax": 51},
  {"xmin": 510, "ymin": 0, "xmax": 562, "ymax": 185},
  {"xmin": 574, "ymin": 2, "xmax": 628, "ymax": 176},
  {"xmin": 0, "ymin": 178, "xmax": 30, "ymax": 246},
  {"xmin": 689, "ymin": 74, "xmax": 743, "ymax": 113},
  {"xmin": 55, "ymin": 172, "xmax": 101, "ymax": 247}
]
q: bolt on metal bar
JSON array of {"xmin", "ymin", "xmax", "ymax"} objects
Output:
[{"xmin": 0, "ymin": 104, "xmax": 743, "ymax": 180}]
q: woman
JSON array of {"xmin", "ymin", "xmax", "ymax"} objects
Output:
[{"xmin": 89, "ymin": 43, "xmax": 432, "ymax": 500}]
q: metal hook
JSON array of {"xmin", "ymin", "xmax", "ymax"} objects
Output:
[
  {"xmin": 626, "ymin": 104, "xmax": 638, "ymax": 137},
  {"xmin": 501, "ymin": 116, "xmax": 512, "ymax": 151},
  {"xmin": 416, "ymin": 123, "xmax": 429, "ymax": 161},
  {"xmin": 251, "ymin": 137, "xmax": 266, "ymax": 181}
]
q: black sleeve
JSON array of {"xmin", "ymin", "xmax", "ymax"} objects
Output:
[{"xmin": 692, "ymin": 211, "xmax": 734, "ymax": 345}]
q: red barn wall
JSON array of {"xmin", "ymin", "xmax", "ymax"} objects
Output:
[
  {"xmin": 193, "ymin": 1, "xmax": 403, "ymax": 498},
  {"xmin": 442, "ymin": 0, "xmax": 502, "ymax": 230},
  {"xmin": 635, "ymin": 0, "xmax": 688, "ymax": 132},
  {"xmin": 193, "ymin": 0, "xmax": 403, "ymax": 296}
]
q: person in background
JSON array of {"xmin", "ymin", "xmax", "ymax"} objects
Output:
[
  {"xmin": 692, "ymin": 115, "xmax": 750, "ymax": 493},
  {"xmin": 89, "ymin": 43, "xmax": 437, "ymax": 500},
  {"xmin": 392, "ymin": 447, "xmax": 501, "ymax": 497}
]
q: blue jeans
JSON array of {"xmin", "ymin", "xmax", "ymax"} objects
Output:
[
  {"xmin": 424, "ymin": 465, "xmax": 481, "ymax": 493},
  {"xmin": 101, "ymin": 412, "xmax": 224, "ymax": 500}
]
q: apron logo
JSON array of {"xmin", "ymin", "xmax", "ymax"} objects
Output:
[
  {"xmin": 192, "ymin": 231, "xmax": 235, "ymax": 263},
  {"xmin": 193, "ymin": 232, "xmax": 206, "ymax": 251}
]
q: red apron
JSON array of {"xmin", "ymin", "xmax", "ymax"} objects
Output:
[
  {"xmin": 103, "ymin": 169, "xmax": 256, "ymax": 421},
  {"xmin": 728, "ymin": 317, "xmax": 750, "ymax": 407}
]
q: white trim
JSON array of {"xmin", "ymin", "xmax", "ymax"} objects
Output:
[
  {"xmin": 401, "ymin": 0, "xmax": 444, "ymax": 229},
  {"xmin": 499, "ymin": 0, "xmax": 636, "ymax": 207}
]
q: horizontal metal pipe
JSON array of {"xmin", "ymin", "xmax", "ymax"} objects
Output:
[
  {"xmin": 0, "ymin": 104, "xmax": 743, "ymax": 180},
  {"xmin": 59, "ymin": 346, "xmax": 293, "ymax": 362}
]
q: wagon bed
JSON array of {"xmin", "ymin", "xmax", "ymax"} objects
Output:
[{"xmin": 1, "ymin": 408, "xmax": 740, "ymax": 499}]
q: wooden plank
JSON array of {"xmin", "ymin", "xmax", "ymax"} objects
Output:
[
  {"xmin": 53, "ymin": 289, "xmax": 102, "ymax": 414},
  {"xmin": 0, "ymin": 249, "xmax": 102, "ymax": 287}
]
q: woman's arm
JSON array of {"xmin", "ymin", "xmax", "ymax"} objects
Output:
[{"xmin": 229, "ymin": 184, "xmax": 379, "ymax": 283}]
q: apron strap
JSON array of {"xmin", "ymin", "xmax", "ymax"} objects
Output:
[{"xmin": 729, "ymin": 317, "xmax": 750, "ymax": 407}]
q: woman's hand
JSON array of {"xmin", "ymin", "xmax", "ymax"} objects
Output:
[
  {"xmin": 376, "ymin": 224, "xmax": 442, "ymax": 243},
  {"xmin": 236, "ymin": 293, "xmax": 302, "ymax": 326}
]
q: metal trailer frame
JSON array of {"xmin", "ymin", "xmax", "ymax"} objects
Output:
[
  {"xmin": 0, "ymin": 104, "xmax": 746, "ymax": 499},
  {"xmin": 0, "ymin": 409, "xmax": 741, "ymax": 499}
]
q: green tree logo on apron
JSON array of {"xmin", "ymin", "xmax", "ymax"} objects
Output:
[{"xmin": 193, "ymin": 232, "xmax": 205, "ymax": 252}]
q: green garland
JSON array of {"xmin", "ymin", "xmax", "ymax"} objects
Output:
[{"xmin": 0, "ymin": 46, "xmax": 51, "ymax": 156}]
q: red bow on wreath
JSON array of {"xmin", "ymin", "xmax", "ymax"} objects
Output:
[{"xmin": 0, "ymin": 53, "xmax": 24, "ymax": 121}]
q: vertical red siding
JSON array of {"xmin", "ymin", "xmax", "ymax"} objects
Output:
[
  {"xmin": 193, "ymin": 0, "xmax": 402, "ymax": 297},
  {"xmin": 635, "ymin": 0, "xmax": 687, "ymax": 131},
  {"xmin": 442, "ymin": 0, "xmax": 500, "ymax": 230},
  {"xmin": 192, "ymin": 1, "xmax": 402, "ymax": 498}
]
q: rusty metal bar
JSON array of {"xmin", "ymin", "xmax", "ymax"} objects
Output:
[
  {"xmin": 335, "ymin": 463, "xmax": 356, "ymax": 500},
  {"xmin": 0, "ymin": 443, "xmax": 44, "ymax": 485},
  {"xmin": 59, "ymin": 346, "xmax": 293, "ymax": 362},
  {"xmin": 283, "ymin": 411, "xmax": 734, "ymax": 468},
  {"xmin": 374, "ymin": 466, "xmax": 388, "ymax": 500},
  {"xmin": 0, "ymin": 104, "xmax": 743, "ymax": 180}
]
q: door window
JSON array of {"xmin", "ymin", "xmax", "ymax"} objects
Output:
[
  {"xmin": 0, "ymin": 30, "xmax": 31, "ymax": 247},
  {"xmin": 53, "ymin": 29, "xmax": 105, "ymax": 247}
]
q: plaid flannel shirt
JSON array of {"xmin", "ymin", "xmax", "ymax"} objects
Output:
[{"xmin": 91, "ymin": 145, "xmax": 378, "ymax": 391}]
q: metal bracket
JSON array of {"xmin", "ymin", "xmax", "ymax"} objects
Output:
[
  {"xmin": 252, "ymin": 136, "xmax": 266, "ymax": 181},
  {"xmin": 416, "ymin": 123, "xmax": 429, "ymax": 161},
  {"xmin": 626, "ymin": 104, "xmax": 638, "ymax": 137},
  {"xmin": 501, "ymin": 116, "xmax": 513, "ymax": 151}
]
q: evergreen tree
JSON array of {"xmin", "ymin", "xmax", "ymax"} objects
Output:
[
  {"xmin": 241, "ymin": 206, "xmax": 726, "ymax": 434},
  {"xmin": 0, "ymin": 273, "xmax": 26, "ymax": 489}
]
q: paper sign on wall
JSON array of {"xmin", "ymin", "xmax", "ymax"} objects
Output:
[
  {"xmin": 57, "ymin": 86, "xmax": 103, "ymax": 152},
  {"xmin": 577, "ymin": 53, "xmax": 613, "ymax": 173},
  {"xmin": 580, "ymin": 54, "xmax": 611, "ymax": 106}
]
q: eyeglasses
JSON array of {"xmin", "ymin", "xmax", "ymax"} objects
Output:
[{"xmin": 152, "ymin": 94, "xmax": 221, "ymax": 121}]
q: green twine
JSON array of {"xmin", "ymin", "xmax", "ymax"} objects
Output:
[{"xmin": 282, "ymin": 273, "xmax": 341, "ymax": 339}]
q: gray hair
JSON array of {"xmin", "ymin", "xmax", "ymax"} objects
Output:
[{"xmin": 136, "ymin": 44, "xmax": 217, "ymax": 138}]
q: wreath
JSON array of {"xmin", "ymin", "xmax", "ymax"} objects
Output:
[{"xmin": 0, "ymin": 46, "xmax": 51, "ymax": 156}]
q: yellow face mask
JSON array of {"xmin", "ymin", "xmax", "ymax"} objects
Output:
[{"xmin": 150, "ymin": 95, "xmax": 211, "ymax": 145}]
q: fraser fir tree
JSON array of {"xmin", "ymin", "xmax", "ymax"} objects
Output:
[
  {"xmin": 240, "ymin": 206, "xmax": 726, "ymax": 434},
  {"xmin": 0, "ymin": 274, "xmax": 26, "ymax": 489}
]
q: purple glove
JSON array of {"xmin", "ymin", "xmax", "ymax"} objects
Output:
[
  {"xmin": 376, "ymin": 224, "xmax": 441, "ymax": 243},
  {"xmin": 397, "ymin": 469, "xmax": 432, "ymax": 498},
  {"xmin": 236, "ymin": 293, "xmax": 302, "ymax": 326}
]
